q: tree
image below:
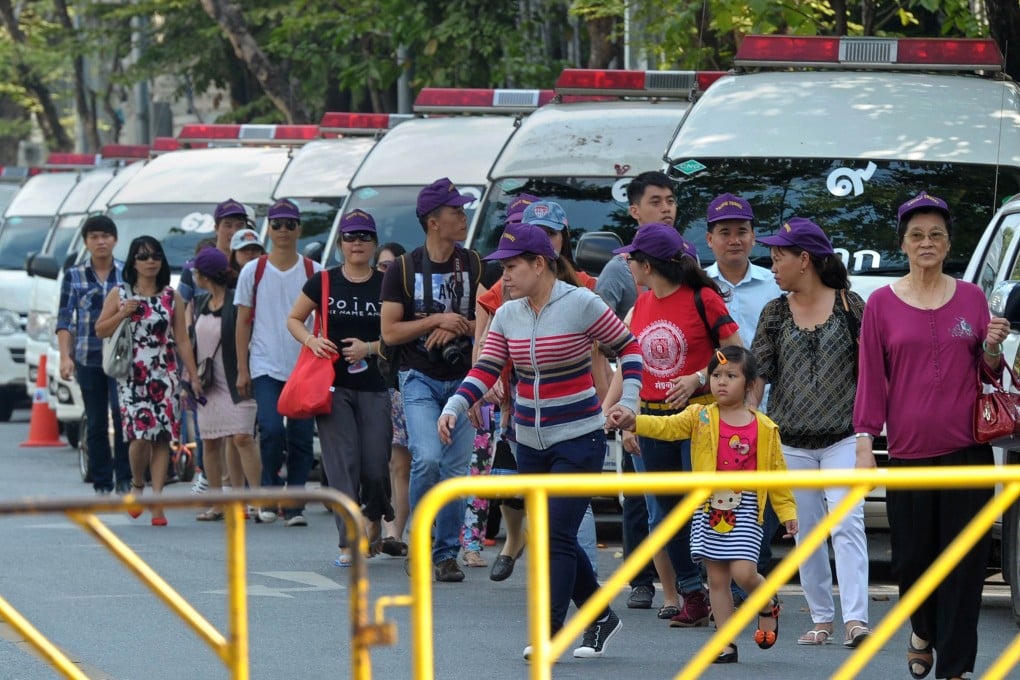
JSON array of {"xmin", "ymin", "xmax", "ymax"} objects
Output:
[{"xmin": 985, "ymin": 0, "xmax": 1020, "ymax": 81}]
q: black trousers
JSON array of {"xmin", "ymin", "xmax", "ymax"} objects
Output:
[
  {"xmin": 887, "ymin": 444, "xmax": 993, "ymax": 679},
  {"xmin": 621, "ymin": 450, "xmax": 656, "ymax": 588}
]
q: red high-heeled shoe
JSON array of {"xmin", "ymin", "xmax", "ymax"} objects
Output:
[
  {"xmin": 127, "ymin": 484, "xmax": 145, "ymax": 519},
  {"xmin": 151, "ymin": 517, "xmax": 168, "ymax": 527}
]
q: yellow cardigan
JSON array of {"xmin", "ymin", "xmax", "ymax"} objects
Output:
[{"xmin": 634, "ymin": 403, "xmax": 797, "ymax": 525}]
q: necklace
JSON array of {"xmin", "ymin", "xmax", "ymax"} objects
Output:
[{"xmin": 342, "ymin": 264, "xmax": 372, "ymax": 283}]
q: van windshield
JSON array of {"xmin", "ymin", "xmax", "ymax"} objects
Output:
[
  {"xmin": 341, "ymin": 185, "xmax": 483, "ymax": 255},
  {"xmin": 0, "ymin": 216, "xmax": 53, "ymax": 270},
  {"xmin": 666, "ymin": 158, "xmax": 1020, "ymax": 277},
  {"xmin": 472, "ymin": 177, "xmax": 636, "ymax": 256},
  {"xmin": 278, "ymin": 196, "xmax": 341, "ymax": 265},
  {"xmin": 106, "ymin": 203, "xmax": 221, "ymax": 270}
]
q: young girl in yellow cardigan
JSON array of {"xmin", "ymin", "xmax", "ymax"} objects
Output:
[{"xmin": 608, "ymin": 345, "xmax": 798, "ymax": 664}]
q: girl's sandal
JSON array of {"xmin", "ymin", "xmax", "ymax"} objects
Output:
[
  {"xmin": 797, "ymin": 627, "xmax": 833, "ymax": 646},
  {"xmin": 196, "ymin": 508, "xmax": 225, "ymax": 522},
  {"xmin": 754, "ymin": 596, "xmax": 781, "ymax": 650},
  {"xmin": 907, "ymin": 633, "xmax": 934, "ymax": 679}
]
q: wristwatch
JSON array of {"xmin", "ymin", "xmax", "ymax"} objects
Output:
[{"xmin": 696, "ymin": 371, "xmax": 706, "ymax": 387}]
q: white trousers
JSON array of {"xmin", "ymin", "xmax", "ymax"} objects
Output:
[{"xmin": 784, "ymin": 436, "xmax": 870, "ymax": 624}]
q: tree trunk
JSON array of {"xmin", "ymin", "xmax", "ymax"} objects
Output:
[
  {"xmin": 861, "ymin": 0, "xmax": 876, "ymax": 35},
  {"xmin": 53, "ymin": 0, "xmax": 100, "ymax": 151},
  {"xmin": 585, "ymin": 16, "xmax": 617, "ymax": 69},
  {"xmin": 985, "ymin": 0, "xmax": 1020, "ymax": 81},
  {"xmin": 197, "ymin": 0, "xmax": 311, "ymax": 123},
  {"xmin": 832, "ymin": 0, "xmax": 848, "ymax": 35},
  {"xmin": 0, "ymin": 96, "xmax": 25, "ymax": 164},
  {"xmin": 0, "ymin": 0, "xmax": 73, "ymax": 151}
]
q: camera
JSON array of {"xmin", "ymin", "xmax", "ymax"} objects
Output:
[{"xmin": 428, "ymin": 337, "xmax": 472, "ymax": 366}]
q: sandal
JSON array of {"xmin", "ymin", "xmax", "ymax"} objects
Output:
[
  {"xmin": 127, "ymin": 483, "xmax": 145, "ymax": 519},
  {"xmin": 907, "ymin": 633, "xmax": 933, "ymax": 679},
  {"xmin": 797, "ymin": 627, "xmax": 833, "ymax": 646},
  {"xmin": 196, "ymin": 509, "xmax": 225, "ymax": 522},
  {"xmin": 657, "ymin": 604, "xmax": 680, "ymax": 620},
  {"xmin": 753, "ymin": 596, "xmax": 781, "ymax": 650},
  {"xmin": 379, "ymin": 536, "xmax": 408, "ymax": 557},
  {"xmin": 844, "ymin": 621, "xmax": 871, "ymax": 648},
  {"xmin": 334, "ymin": 549, "xmax": 353, "ymax": 568},
  {"xmin": 462, "ymin": 550, "xmax": 487, "ymax": 567}
]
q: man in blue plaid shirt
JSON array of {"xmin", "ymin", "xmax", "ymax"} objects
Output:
[{"xmin": 56, "ymin": 216, "xmax": 130, "ymax": 494}]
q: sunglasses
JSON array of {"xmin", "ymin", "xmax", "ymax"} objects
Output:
[
  {"xmin": 135, "ymin": 251, "xmax": 163, "ymax": 262},
  {"xmin": 341, "ymin": 231, "xmax": 376, "ymax": 243},
  {"xmin": 269, "ymin": 219, "xmax": 299, "ymax": 231}
]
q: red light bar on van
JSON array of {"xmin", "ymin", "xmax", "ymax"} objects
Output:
[
  {"xmin": 318, "ymin": 112, "xmax": 412, "ymax": 135},
  {"xmin": 43, "ymin": 152, "xmax": 100, "ymax": 170},
  {"xmin": 100, "ymin": 144, "xmax": 150, "ymax": 161},
  {"xmin": 151, "ymin": 137, "xmax": 181, "ymax": 154},
  {"xmin": 413, "ymin": 88, "xmax": 555, "ymax": 114},
  {"xmin": 734, "ymin": 35, "xmax": 1003, "ymax": 71},
  {"xmin": 177, "ymin": 123, "xmax": 320, "ymax": 145},
  {"xmin": 555, "ymin": 69, "xmax": 723, "ymax": 97}
]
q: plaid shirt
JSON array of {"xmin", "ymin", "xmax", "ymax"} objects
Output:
[{"xmin": 56, "ymin": 259, "xmax": 124, "ymax": 366}]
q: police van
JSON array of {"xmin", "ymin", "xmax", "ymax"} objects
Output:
[
  {"xmin": 661, "ymin": 35, "xmax": 1020, "ymax": 527},
  {"xmin": 323, "ymin": 88, "xmax": 553, "ymax": 261},
  {"xmin": 467, "ymin": 67, "xmax": 720, "ymax": 258}
]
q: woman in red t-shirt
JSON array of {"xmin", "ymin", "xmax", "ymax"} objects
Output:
[{"xmin": 604, "ymin": 222, "xmax": 741, "ymax": 624}]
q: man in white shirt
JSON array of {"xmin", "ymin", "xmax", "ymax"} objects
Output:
[{"xmin": 235, "ymin": 198, "xmax": 321, "ymax": 526}]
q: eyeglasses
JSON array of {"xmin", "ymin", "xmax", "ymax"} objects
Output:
[
  {"xmin": 376, "ymin": 260, "xmax": 393, "ymax": 272},
  {"xmin": 135, "ymin": 252, "xmax": 163, "ymax": 262},
  {"xmin": 906, "ymin": 230, "xmax": 948, "ymax": 243},
  {"xmin": 269, "ymin": 219, "xmax": 299, "ymax": 231},
  {"xmin": 341, "ymin": 231, "xmax": 376, "ymax": 243}
]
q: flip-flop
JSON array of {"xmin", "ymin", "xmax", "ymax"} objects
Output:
[
  {"xmin": 657, "ymin": 605, "xmax": 680, "ymax": 620},
  {"xmin": 334, "ymin": 551, "xmax": 353, "ymax": 568},
  {"xmin": 907, "ymin": 634, "xmax": 933, "ymax": 679},
  {"xmin": 844, "ymin": 623, "xmax": 871, "ymax": 648},
  {"xmin": 797, "ymin": 628, "xmax": 833, "ymax": 646}
]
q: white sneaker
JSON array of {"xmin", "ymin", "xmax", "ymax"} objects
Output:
[
  {"xmin": 255, "ymin": 509, "xmax": 278, "ymax": 524},
  {"xmin": 285, "ymin": 514, "xmax": 307, "ymax": 527},
  {"xmin": 190, "ymin": 472, "xmax": 208, "ymax": 495}
]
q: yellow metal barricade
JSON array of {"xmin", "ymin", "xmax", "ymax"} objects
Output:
[
  {"xmin": 407, "ymin": 467, "xmax": 1020, "ymax": 680},
  {"xmin": 0, "ymin": 488, "xmax": 396, "ymax": 679}
]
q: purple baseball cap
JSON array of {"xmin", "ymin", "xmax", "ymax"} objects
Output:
[
  {"xmin": 186, "ymin": 246, "xmax": 230, "ymax": 278},
  {"xmin": 416, "ymin": 177, "xmax": 473, "ymax": 217},
  {"xmin": 268, "ymin": 198, "xmax": 300, "ymax": 221},
  {"xmin": 339, "ymin": 209, "xmax": 377, "ymax": 234},
  {"xmin": 483, "ymin": 223, "xmax": 558, "ymax": 261},
  {"xmin": 757, "ymin": 217, "xmax": 835, "ymax": 257},
  {"xmin": 898, "ymin": 191, "xmax": 951, "ymax": 226},
  {"xmin": 214, "ymin": 198, "xmax": 249, "ymax": 221},
  {"xmin": 613, "ymin": 222, "xmax": 698, "ymax": 261},
  {"xmin": 505, "ymin": 193, "xmax": 541, "ymax": 224},
  {"xmin": 707, "ymin": 193, "xmax": 754, "ymax": 224}
]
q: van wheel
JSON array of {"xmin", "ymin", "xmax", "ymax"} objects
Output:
[
  {"xmin": 0, "ymin": 397, "xmax": 14, "ymax": 422},
  {"xmin": 64, "ymin": 420, "xmax": 80, "ymax": 449}
]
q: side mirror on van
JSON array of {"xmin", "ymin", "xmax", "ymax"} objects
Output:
[
  {"xmin": 990, "ymin": 280, "xmax": 1020, "ymax": 330},
  {"xmin": 575, "ymin": 231, "xmax": 624, "ymax": 277},
  {"xmin": 26, "ymin": 253, "xmax": 59, "ymax": 280},
  {"xmin": 303, "ymin": 241, "xmax": 324, "ymax": 263}
]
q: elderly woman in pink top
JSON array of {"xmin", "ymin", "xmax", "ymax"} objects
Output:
[{"xmin": 854, "ymin": 192, "xmax": 1009, "ymax": 680}]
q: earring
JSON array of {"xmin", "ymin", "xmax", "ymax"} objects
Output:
[{"xmin": 799, "ymin": 268, "xmax": 805, "ymax": 275}]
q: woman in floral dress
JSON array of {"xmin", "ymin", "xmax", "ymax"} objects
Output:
[{"xmin": 96, "ymin": 236, "xmax": 200, "ymax": 526}]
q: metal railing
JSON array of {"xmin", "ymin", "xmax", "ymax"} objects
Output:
[
  {"xmin": 407, "ymin": 467, "xmax": 1020, "ymax": 680},
  {"xmin": 0, "ymin": 488, "xmax": 395, "ymax": 680}
]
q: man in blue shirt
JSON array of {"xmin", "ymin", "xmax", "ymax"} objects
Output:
[{"xmin": 56, "ymin": 216, "xmax": 130, "ymax": 494}]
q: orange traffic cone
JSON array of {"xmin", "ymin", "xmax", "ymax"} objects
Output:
[{"xmin": 21, "ymin": 354, "xmax": 63, "ymax": 447}]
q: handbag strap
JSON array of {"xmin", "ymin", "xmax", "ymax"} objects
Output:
[
  {"xmin": 980, "ymin": 357, "xmax": 1020, "ymax": 393},
  {"xmin": 314, "ymin": 269, "xmax": 329, "ymax": 337}
]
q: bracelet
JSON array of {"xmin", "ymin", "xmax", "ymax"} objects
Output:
[
  {"xmin": 982, "ymin": 340, "xmax": 1003, "ymax": 357},
  {"xmin": 854, "ymin": 433, "xmax": 874, "ymax": 440},
  {"xmin": 367, "ymin": 340, "xmax": 374, "ymax": 356}
]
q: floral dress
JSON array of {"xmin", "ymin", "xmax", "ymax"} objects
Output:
[{"xmin": 117, "ymin": 285, "xmax": 179, "ymax": 442}]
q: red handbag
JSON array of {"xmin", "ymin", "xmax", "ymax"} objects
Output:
[
  {"xmin": 278, "ymin": 269, "xmax": 334, "ymax": 419},
  {"xmin": 974, "ymin": 360, "xmax": 1020, "ymax": 445}
]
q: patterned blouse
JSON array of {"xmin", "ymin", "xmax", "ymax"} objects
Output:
[{"xmin": 751, "ymin": 290, "xmax": 864, "ymax": 449}]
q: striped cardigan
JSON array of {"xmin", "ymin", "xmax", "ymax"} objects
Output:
[{"xmin": 443, "ymin": 280, "xmax": 642, "ymax": 450}]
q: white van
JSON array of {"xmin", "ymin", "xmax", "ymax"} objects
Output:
[
  {"xmin": 0, "ymin": 166, "xmax": 91, "ymax": 420},
  {"xmin": 467, "ymin": 68, "xmax": 717, "ymax": 257},
  {"xmin": 662, "ymin": 34, "xmax": 1020, "ymax": 526},
  {"xmin": 324, "ymin": 88, "xmax": 551, "ymax": 259}
]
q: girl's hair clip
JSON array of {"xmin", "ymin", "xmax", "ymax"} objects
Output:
[{"xmin": 715, "ymin": 349, "xmax": 728, "ymax": 365}]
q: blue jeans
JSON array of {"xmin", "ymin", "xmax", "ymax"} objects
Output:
[
  {"xmin": 252, "ymin": 375, "xmax": 314, "ymax": 517},
  {"xmin": 634, "ymin": 435, "xmax": 704, "ymax": 594},
  {"xmin": 517, "ymin": 429, "xmax": 608, "ymax": 632},
  {"xmin": 400, "ymin": 369, "xmax": 474, "ymax": 563},
  {"xmin": 76, "ymin": 362, "xmax": 130, "ymax": 491}
]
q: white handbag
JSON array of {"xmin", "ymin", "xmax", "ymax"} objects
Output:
[{"xmin": 102, "ymin": 284, "xmax": 133, "ymax": 380}]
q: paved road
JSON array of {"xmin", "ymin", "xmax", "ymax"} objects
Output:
[{"xmin": 0, "ymin": 410, "xmax": 1017, "ymax": 679}]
